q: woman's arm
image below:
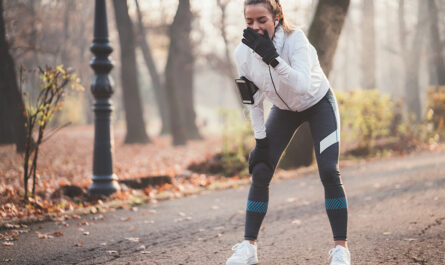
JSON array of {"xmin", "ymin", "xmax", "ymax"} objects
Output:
[
  {"xmin": 248, "ymin": 92, "xmax": 266, "ymax": 139},
  {"xmin": 234, "ymin": 45, "xmax": 267, "ymax": 139},
  {"xmin": 272, "ymin": 31, "xmax": 314, "ymax": 95}
]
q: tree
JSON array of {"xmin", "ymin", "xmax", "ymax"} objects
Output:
[
  {"xmin": 0, "ymin": 0, "xmax": 26, "ymax": 152},
  {"xmin": 174, "ymin": 0, "xmax": 201, "ymax": 141},
  {"xmin": 165, "ymin": 0, "xmax": 200, "ymax": 145},
  {"xmin": 112, "ymin": 0, "xmax": 149, "ymax": 143},
  {"xmin": 215, "ymin": 0, "xmax": 244, "ymax": 109},
  {"xmin": 361, "ymin": 0, "xmax": 376, "ymax": 89},
  {"xmin": 427, "ymin": 0, "xmax": 445, "ymax": 86},
  {"xmin": 280, "ymin": 0, "xmax": 350, "ymax": 169},
  {"xmin": 4, "ymin": 1, "xmax": 98, "ymax": 126},
  {"xmin": 134, "ymin": 0, "xmax": 171, "ymax": 135},
  {"xmin": 404, "ymin": 1, "xmax": 428, "ymax": 121}
]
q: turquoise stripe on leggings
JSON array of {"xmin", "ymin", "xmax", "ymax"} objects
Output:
[
  {"xmin": 247, "ymin": 200, "xmax": 268, "ymax": 213},
  {"xmin": 325, "ymin": 197, "xmax": 347, "ymax": 210}
]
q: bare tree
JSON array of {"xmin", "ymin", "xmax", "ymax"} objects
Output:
[
  {"xmin": 361, "ymin": 0, "xmax": 376, "ymax": 89},
  {"xmin": 404, "ymin": 1, "xmax": 428, "ymax": 121},
  {"xmin": 0, "ymin": 0, "xmax": 26, "ymax": 152},
  {"xmin": 4, "ymin": 1, "xmax": 96, "ymax": 126},
  {"xmin": 164, "ymin": 0, "xmax": 190, "ymax": 145},
  {"xmin": 428, "ymin": 0, "xmax": 445, "ymax": 85},
  {"xmin": 134, "ymin": 0, "xmax": 171, "ymax": 135},
  {"xmin": 112, "ymin": 0, "xmax": 149, "ymax": 143},
  {"xmin": 213, "ymin": 0, "xmax": 245, "ymax": 109},
  {"xmin": 176, "ymin": 0, "xmax": 201, "ymax": 141},
  {"xmin": 164, "ymin": 0, "xmax": 201, "ymax": 145}
]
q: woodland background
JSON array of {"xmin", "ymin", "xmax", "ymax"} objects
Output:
[{"xmin": 0, "ymin": 0, "xmax": 444, "ymax": 221}]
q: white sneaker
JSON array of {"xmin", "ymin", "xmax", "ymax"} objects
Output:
[
  {"xmin": 328, "ymin": 245, "xmax": 351, "ymax": 265},
  {"xmin": 226, "ymin": 240, "xmax": 258, "ymax": 265}
]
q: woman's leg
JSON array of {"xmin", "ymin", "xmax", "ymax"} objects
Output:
[
  {"xmin": 307, "ymin": 90, "xmax": 348, "ymax": 246},
  {"xmin": 244, "ymin": 106, "xmax": 303, "ymax": 241}
]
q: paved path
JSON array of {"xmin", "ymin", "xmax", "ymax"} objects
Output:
[{"xmin": 1, "ymin": 151, "xmax": 445, "ymax": 264}]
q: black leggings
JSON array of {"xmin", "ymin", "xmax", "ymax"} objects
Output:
[{"xmin": 244, "ymin": 89, "xmax": 348, "ymax": 241}]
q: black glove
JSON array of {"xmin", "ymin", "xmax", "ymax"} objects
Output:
[
  {"xmin": 242, "ymin": 28, "xmax": 279, "ymax": 66},
  {"xmin": 248, "ymin": 137, "xmax": 273, "ymax": 174}
]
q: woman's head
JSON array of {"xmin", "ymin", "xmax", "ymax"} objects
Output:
[{"xmin": 243, "ymin": 0, "xmax": 293, "ymax": 38}]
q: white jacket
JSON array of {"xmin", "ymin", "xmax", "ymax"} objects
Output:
[{"xmin": 233, "ymin": 25, "xmax": 330, "ymax": 139}]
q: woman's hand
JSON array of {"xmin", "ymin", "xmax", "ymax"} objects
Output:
[
  {"xmin": 248, "ymin": 137, "xmax": 273, "ymax": 174},
  {"xmin": 242, "ymin": 28, "xmax": 279, "ymax": 66}
]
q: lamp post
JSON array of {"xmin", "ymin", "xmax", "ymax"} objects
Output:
[{"xmin": 88, "ymin": 0, "xmax": 120, "ymax": 196}]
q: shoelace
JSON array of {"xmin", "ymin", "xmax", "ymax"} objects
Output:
[
  {"xmin": 328, "ymin": 247, "xmax": 348, "ymax": 263},
  {"xmin": 231, "ymin": 242, "xmax": 250, "ymax": 258},
  {"xmin": 232, "ymin": 243, "xmax": 241, "ymax": 251}
]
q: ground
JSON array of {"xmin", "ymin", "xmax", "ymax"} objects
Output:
[{"xmin": 1, "ymin": 150, "xmax": 444, "ymax": 264}]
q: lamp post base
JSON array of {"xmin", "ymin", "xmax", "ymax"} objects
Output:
[{"xmin": 88, "ymin": 174, "xmax": 120, "ymax": 196}]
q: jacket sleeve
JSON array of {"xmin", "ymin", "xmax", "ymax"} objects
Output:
[
  {"xmin": 272, "ymin": 31, "xmax": 314, "ymax": 95},
  {"xmin": 248, "ymin": 92, "xmax": 266, "ymax": 139},
  {"xmin": 233, "ymin": 45, "xmax": 267, "ymax": 139}
]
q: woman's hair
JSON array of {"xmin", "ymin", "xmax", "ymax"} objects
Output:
[{"xmin": 244, "ymin": 0, "xmax": 295, "ymax": 33}]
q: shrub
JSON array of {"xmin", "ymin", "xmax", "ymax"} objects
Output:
[
  {"xmin": 21, "ymin": 65, "xmax": 84, "ymax": 201},
  {"xmin": 427, "ymin": 85, "xmax": 445, "ymax": 139},
  {"xmin": 336, "ymin": 90, "xmax": 394, "ymax": 155},
  {"xmin": 218, "ymin": 108, "xmax": 253, "ymax": 177}
]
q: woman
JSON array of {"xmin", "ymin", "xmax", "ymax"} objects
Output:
[{"xmin": 226, "ymin": 1, "xmax": 350, "ymax": 264}]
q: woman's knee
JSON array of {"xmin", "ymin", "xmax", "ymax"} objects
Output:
[
  {"xmin": 251, "ymin": 163, "xmax": 274, "ymax": 187},
  {"xmin": 319, "ymin": 165, "xmax": 341, "ymax": 186}
]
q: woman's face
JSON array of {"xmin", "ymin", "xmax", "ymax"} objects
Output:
[{"xmin": 244, "ymin": 3, "xmax": 276, "ymax": 39}]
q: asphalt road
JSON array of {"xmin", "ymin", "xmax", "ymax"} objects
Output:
[{"xmin": 1, "ymin": 150, "xmax": 445, "ymax": 265}]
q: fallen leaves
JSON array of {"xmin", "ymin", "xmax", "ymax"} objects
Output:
[
  {"xmin": 53, "ymin": 231, "xmax": 64, "ymax": 237},
  {"xmin": 36, "ymin": 231, "xmax": 53, "ymax": 239},
  {"xmin": 0, "ymin": 126, "xmax": 234, "ymax": 222},
  {"xmin": 77, "ymin": 220, "xmax": 89, "ymax": 226}
]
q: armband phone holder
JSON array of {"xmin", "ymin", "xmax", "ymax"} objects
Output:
[{"xmin": 235, "ymin": 76, "xmax": 259, "ymax": 104}]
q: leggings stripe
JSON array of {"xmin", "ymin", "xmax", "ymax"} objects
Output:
[
  {"xmin": 325, "ymin": 197, "xmax": 347, "ymax": 210},
  {"xmin": 247, "ymin": 200, "xmax": 268, "ymax": 213}
]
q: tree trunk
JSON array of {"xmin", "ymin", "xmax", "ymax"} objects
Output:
[
  {"xmin": 279, "ymin": 0, "xmax": 350, "ymax": 170},
  {"xmin": 134, "ymin": 0, "xmax": 171, "ymax": 135},
  {"xmin": 398, "ymin": 0, "xmax": 406, "ymax": 57},
  {"xmin": 165, "ymin": 0, "xmax": 201, "ymax": 145},
  {"xmin": 112, "ymin": 0, "xmax": 149, "ymax": 143},
  {"xmin": 0, "ymin": 0, "xmax": 26, "ymax": 152},
  {"xmin": 164, "ymin": 0, "xmax": 190, "ymax": 145},
  {"xmin": 308, "ymin": 0, "xmax": 350, "ymax": 76},
  {"xmin": 60, "ymin": 0, "xmax": 74, "ymax": 66},
  {"xmin": 361, "ymin": 0, "xmax": 376, "ymax": 89},
  {"xmin": 174, "ymin": 0, "xmax": 201, "ymax": 141},
  {"xmin": 428, "ymin": 0, "xmax": 445, "ymax": 85},
  {"xmin": 29, "ymin": 0, "xmax": 40, "ymax": 101},
  {"xmin": 405, "ymin": 1, "xmax": 428, "ymax": 121},
  {"xmin": 217, "ymin": 0, "xmax": 245, "ymax": 110}
]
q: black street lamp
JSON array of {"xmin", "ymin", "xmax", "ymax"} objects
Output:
[{"xmin": 88, "ymin": 0, "xmax": 120, "ymax": 196}]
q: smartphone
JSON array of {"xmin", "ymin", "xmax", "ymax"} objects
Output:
[{"xmin": 235, "ymin": 77, "xmax": 258, "ymax": 104}]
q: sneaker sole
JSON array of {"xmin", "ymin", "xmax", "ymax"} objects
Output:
[
  {"xmin": 248, "ymin": 257, "xmax": 259, "ymax": 265},
  {"xmin": 226, "ymin": 257, "xmax": 258, "ymax": 265}
]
